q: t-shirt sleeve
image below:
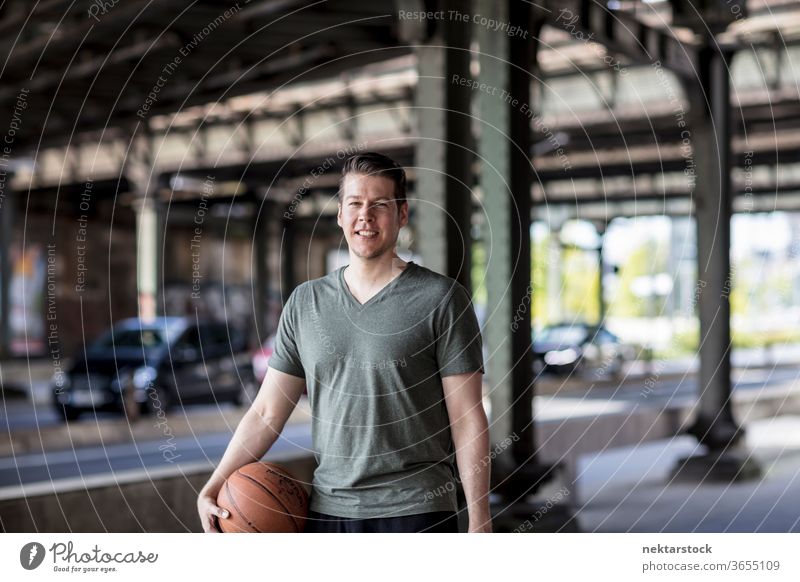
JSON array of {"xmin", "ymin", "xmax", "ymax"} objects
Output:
[
  {"xmin": 435, "ymin": 284, "xmax": 485, "ymax": 377},
  {"xmin": 268, "ymin": 289, "xmax": 306, "ymax": 379}
]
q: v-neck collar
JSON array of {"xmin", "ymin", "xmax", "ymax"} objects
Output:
[{"xmin": 339, "ymin": 262, "xmax": 416, "ymax": 309}]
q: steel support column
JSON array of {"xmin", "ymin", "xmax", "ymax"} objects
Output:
[
  {"xmin": 676, "ymin": 46, "xmax": 761, "ymax": 481},
  {"xmin": 478, "ymin": 0, "xmax": 534, "ymax": 458},
  {"xmin": 126, "ymin": 132, "xmax": 163, "ymax": 321},
  {"xmin": 413, "ymin": 0, "xmax": 473, "ymax": 290},
  {"xmin": 477, "ymin": 0, "xmax": 571, "ymax": 530},
  {"xmin": 595, "ymin": 221, "xmax": 607, "ymax": 324},
  {"xmin": 133, "ymin": 198, "xmax": 158, "ymax": 321}
]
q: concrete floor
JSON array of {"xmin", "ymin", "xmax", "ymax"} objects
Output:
[{"xmin": 572, "ymin": 415, "xmax": 800, "ymax": 532}]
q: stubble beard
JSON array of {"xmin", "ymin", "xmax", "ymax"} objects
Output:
[
  {"xmin": 349, "ymin": 233, "xmax": 397, "ymax": 260},
  {"xmin": 351, "ymin": 241, "xmax": 394, "ymax": 260}
]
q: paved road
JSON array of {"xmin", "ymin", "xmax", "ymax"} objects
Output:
[
  {"xmin": 0, "ymin": 422, "xmax": 313, "ymax": 488},
  {"xmin": 0, "ymin": 396, "xmax": 242, "ymax": 431},
  {"xmin": 1, "ymin": 365, "xmax": 798, "ymax": 489},
  {"xmin": 5, "ymin": 366, "xmax": 798, "ymax": 431}
]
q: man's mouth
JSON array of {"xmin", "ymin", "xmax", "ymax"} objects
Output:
[{"xmin": 355, "ymin": 229, "xmax": 378, "ymax": 239}]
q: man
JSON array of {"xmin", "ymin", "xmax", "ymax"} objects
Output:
[{"xmin": 198, "ymin": 152, "xmax": 491, "ymax": 533}]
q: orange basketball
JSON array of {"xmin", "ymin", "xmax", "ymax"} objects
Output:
[{"xmin": 216, "ymin": 461, "xmax": 309, "ymax": 533}]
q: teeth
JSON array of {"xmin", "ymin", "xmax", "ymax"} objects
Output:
[{"xmin": 357, "ymin": 230, "xmax": 377, "ymax": 237}]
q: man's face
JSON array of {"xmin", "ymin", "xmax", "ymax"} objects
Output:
[{"xmin": 337, "ymin": 173, "xmax": 409, "ymax": 260}]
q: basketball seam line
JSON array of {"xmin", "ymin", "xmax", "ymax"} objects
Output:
[
  {"xmin": 224, "ymin": 480, "xmax": 260, "ymax": 533},
  {"xmin": 240, "ymin": 472, "xmax": 301, "ymax": 533},
  {"xmin": 264, "ymin": 465, "xmax": 309, "ymax": 532}
]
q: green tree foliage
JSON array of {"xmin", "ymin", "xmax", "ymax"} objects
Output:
[
  {"xmin": 561, "ymin": 247, "xmax": 599, "ymax": 322},
  {"xmin": 608, "ymin": 237, "xmax": 668, "ymax": 317}
]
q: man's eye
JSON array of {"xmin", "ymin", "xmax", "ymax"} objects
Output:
[
  {"xmin": 349, "ymin": 202, "xmax": 359, "ymax": 207},
  {"xmin": 374, "ymin": 203, "xmax": 387, "ymax": 208}
]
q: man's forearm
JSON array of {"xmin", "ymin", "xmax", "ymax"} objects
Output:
[
  {"xmin": 200, "ymin": 408, "xmax": 284, "ymax": 495},
  {"xmin": 451, "ymin": 410, "xmax": 492, "ymax": 531}
]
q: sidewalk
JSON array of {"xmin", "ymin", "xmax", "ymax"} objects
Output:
[{"xmin": 572, "ymin": 415, "xmax": 800, "ymax": 532}]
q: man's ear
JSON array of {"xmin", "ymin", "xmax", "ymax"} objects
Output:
[
  {"xmin": 399, "ymin": 201, "xmax": 409, "ymax": 227},
  {"xmin": 337, "ymin": 201, "xmax": 342, "ymax": 228}
]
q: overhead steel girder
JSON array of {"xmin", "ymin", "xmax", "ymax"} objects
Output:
[
  {"xmin": 534, "ymin": 0, "xmax": 702, "ymax": 79},
  {"xmin": 670, "ymin": 0, "xmax": 748, "ymax": 35},
  {"xmin": 0, "ymin": 0, "xmax": 411, "ymax": 152}
]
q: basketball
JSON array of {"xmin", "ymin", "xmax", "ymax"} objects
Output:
[{"xmin": 216, "ymin": 461, "xmax": 309, "ymax": 533}]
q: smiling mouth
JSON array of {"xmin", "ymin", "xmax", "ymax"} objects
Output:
[{"xmin": 355, "ymin": 230, "xmax": 378, "ymax": 238}]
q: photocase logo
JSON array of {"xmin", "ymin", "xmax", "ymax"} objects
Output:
[{"xmin": 19, "ymin": 542, "xmax": 46, "ymax": 570}]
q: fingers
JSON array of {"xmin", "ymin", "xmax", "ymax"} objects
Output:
[
  {"xmin": 202, "ymin": 512, "xmax": 224, "ymax": 533},
  {"xmin": 208, "ymin": 516, "xmax": 221, "ymax": 533},
  {"xmin": 208, "ymin": 507, "xmax": 229, "ymax": 533},
  {"xmin": 202, "ymin": 518, "xmax": 220, "ymax": 533},
  {"xmin": 199, "ymin": 498, "xmax": 230, "ymax": 533}
]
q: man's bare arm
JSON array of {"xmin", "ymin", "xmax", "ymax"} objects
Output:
[
  {"xmin": 442, "ymin": 371, "xmax": 492, "ymax": 533},
  {"xmin": 197, "ymin": 366, "xmax": 306, "ymax": 532}
]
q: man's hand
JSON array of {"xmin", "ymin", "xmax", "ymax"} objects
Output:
[{"xmin": 197, "ymin": 486, "xmax": 229, "ymax": 533}]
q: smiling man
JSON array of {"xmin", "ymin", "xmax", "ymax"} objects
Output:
[{"xmin": 198, "ymin": 152, "xmax": 490, "ymax": 533}]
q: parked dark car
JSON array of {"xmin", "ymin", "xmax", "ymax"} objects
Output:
[
  {"xmin": 532, "ymin": 323, "xmax": 629, "ymax": 377},
  {"xmin": 52, "ymin": 317, "xmax": 257, "ymax": 421}
]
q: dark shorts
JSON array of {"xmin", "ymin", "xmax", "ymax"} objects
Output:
[{"xmin": 304, "ymin": 509, "xmax": 460, "ymax": 533}]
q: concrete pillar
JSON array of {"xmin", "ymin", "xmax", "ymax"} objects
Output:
[
  {"xmin": 133, "ymin": 197, "xmax": 158, "ymax": 322},
  {"xmin": 125, "ymin": 134, "xmax": 164, "ymax": 322},
  {"xmin": 594, "ymin": 221, "xmax": 607, "ymax": 324},
  {"xmin": 676, "ymin": 46, "xmax": 760, "ymax": 481},
  {"xmin": 476, "ymin": 1, "xmax": 570, "ymax": 530},
  {"xmin": 478, "ymin": 0, "xmax": 528, "ymax": 453},
  {"xmin": 413, "ymin": 0, "xmax": 473, "ymax": 290}
]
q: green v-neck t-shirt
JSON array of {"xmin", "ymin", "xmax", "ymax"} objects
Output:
[{"xmin": 268, "ymin": 262, "xmax": 485, "ymax": 518}]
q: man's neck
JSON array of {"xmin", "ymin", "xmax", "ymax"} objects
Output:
[{"xmin": 345, "ymin": 252, "xmax": 407, "ymax": 286}]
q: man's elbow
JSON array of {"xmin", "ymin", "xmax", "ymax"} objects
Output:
[
  {"xmin": 450, "ymin": 404, "xmax": 490, "ymax": 434},
  {"xmin": 247, "ymin": 403, "xmax": 287, "ymax": 436}
]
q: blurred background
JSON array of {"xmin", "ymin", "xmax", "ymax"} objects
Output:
[{"xmin": 1, "ymin": 0, "xmax": 799, "ymax": 533}]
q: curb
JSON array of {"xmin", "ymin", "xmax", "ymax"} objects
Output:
[{"xmin": 0, "ymin": 398, "xmax": 312, "ymax": 457}]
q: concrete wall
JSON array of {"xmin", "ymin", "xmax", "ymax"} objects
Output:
[{"xmin": 0, "ymin": 457, "xmax": 316, "ymax": 533}]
